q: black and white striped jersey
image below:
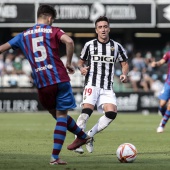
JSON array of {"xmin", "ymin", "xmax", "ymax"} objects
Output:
[{"xmin": 80, "ymin": 38, "xmax": 128, "ymax": 90}]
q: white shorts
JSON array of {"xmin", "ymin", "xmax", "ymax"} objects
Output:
[{"xmin": 82, "ymin": 85, "xmax": 117, "ymax": 113}]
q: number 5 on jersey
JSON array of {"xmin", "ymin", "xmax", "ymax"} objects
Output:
[{"xmin": 32, "ymin": 36, "xmax": 47, "ymax": 62}]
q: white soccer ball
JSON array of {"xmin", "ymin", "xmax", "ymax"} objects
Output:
[{"xmin": 116, "ymin": 143, "xmax": 137, "ymax": 163}]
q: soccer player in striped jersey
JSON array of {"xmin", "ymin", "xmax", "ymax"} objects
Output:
[
  {"xmin": 0, "ymin": 4, "xmax": 91, "ymax": 165},
  {"xmin": 151, "ymin": 52, "xmax": 170, "ymax": 133},
  {"xmin": 74, "ymin": 16, "xmax": 129, "ymax": 154}
]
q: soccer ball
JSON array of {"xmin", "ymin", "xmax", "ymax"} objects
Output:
[{"xmin": 116, "ymin": 143, "xmax": 137, "ymax": 163}]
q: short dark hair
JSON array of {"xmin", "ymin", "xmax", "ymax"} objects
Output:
[
  {"xmin": 37, "ymin": 4, "xmax": 57, "ymax": 19},
  {"xmin": 95, "ymin": 16, "xmax": 109, "ymax": 27}
]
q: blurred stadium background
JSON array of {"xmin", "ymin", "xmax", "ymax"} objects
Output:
[{"xmin": 0, "ymin": 0, "xmax": 169, "ymax": 113}]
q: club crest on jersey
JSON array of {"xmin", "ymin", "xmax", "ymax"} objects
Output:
[
  {"xmin": 111, "ymin": 46, "xmax": 114, "ymax": 51},
  {"xmin": 92, "ymin": 55, "xmax": 114, "ymax": 63}
]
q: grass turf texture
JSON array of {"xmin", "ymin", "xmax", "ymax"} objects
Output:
[{"xmin": 0, "ymin": 112, "xmax": 170, "ymax": 170}]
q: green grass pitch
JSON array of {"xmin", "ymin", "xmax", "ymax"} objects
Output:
[{"xmin": 0, "ymin": 111, "xmax": 170, "ymax": 170}]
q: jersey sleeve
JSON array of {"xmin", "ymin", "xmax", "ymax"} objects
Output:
[
  {"xmin": 8, "ymin": 33, "xmax": 22, "ymax": 50},
  {"xmin": 163, "ymin": 52, "xmax": 170, "ymax": 62},
  {"xmin": 116, "ymin": 43, "xmax": 128, "ymax": 62},
  {"xmin": 80, "ymin": 42, "xmax": 90, "ymax": 60},
  {"xmin": 54, "ymin": 27, "xmax": 65, "ymax": 40}
]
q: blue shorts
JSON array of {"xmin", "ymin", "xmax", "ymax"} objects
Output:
[
  {"xmin": 159, "ymin": 82, "xmax": 170, "ymax": 101},
  {"xmin": 56, "ymin": 82, "xmax": 77, "ymax": 110},
  {"xmin": 38, "ymin": 82, "xmax": 76, "ymax": 111}
]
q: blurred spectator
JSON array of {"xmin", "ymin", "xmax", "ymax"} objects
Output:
[
  {"xmin": 13, "ymin": 55, "xmax": 23, "ymax": 74},
  {"xmin": 0, "ymin": 50, "xmax": 34, "ymax": 88},
  {"xmin": 125, "ymin": 41, "xmax": 134, "ymax": 57},
  {"xmin": 145, "ymin": 51, "xmax": 152, "ymax": 59},
  {"xmin": 0, "ymin": 54, "xmax": 4, "ymax": 75},
  {"xmin": 128, "ymin": 67, "xmax": 141, "ymax": 91},
  {"xmin": 22, "ymin": 58, "xmax": 32, "ymax": 76},
  {"xmin": 60, "ymin": 53, "xmax": 78, "ymax": 69},
  {"xmin": 132, "ymin": 52, "xmax": 146, "ymax": 71},
  {"xmin": 60, "ymin": 53, "xmax": 85, "ymax": 87},
  {"xmin": 3, "ymin": 53, "xmax": 20, "ymax": 87},
  {"xmin": 162, "ymin": 74, "xmax": 167, "ymax": 82},
  {"xmin": 8, "ymin": 73, "xmax": 18, "ymax": 87},
  {"xmin": 3, "ymin": 53, "xmax": 15, "ymax": 74},
  {"xmin": 150, "ymin": 74, "xmax": 164, "ymax": 97},
  {"xmin": 140, "ymin": 68, "xmax": 153, "ymax": 92},
  {"xmin": 128, "ymin": 66, "xmax": 154, "ymax": 92},
  {"xmin": 144, "ymin": 51, "xmax": 155, "ymax": 74},
  {"xmin": 162, "ymin": 41, "xmax": 170, "ymax": 54}
]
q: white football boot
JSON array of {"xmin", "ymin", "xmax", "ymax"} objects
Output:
[
  {"xmin": 86, "ymin": 137, "xmax": 94, "ymax": 153},
  {"xmin": 74, "ymin": 146, "xmax": 84, "ymax": 154},
  {"xmin": 157, "ymin": 126, "xmax": 164, "ymax": 133}
]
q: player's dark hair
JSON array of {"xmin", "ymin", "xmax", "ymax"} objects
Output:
[
  {"xmin": 37, "ymin": 4, "xmax": 56, "ymax": 19},
  {"xmin": 95, "ymin": 16, "xmax": 110, "ymax": 27}
]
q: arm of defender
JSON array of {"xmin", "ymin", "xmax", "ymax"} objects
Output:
[
  {"xmin": 119, "ymin": 61, "xmax": 129, "ymax": 83},
  {"xmin": 78, "ymin": 59, "xmax": 89, "ymax": 76}
]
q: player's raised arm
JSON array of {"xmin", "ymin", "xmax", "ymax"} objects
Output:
[{"xmin": 0, "ymin": 42, "xmax": 11, "ymax": 54}]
